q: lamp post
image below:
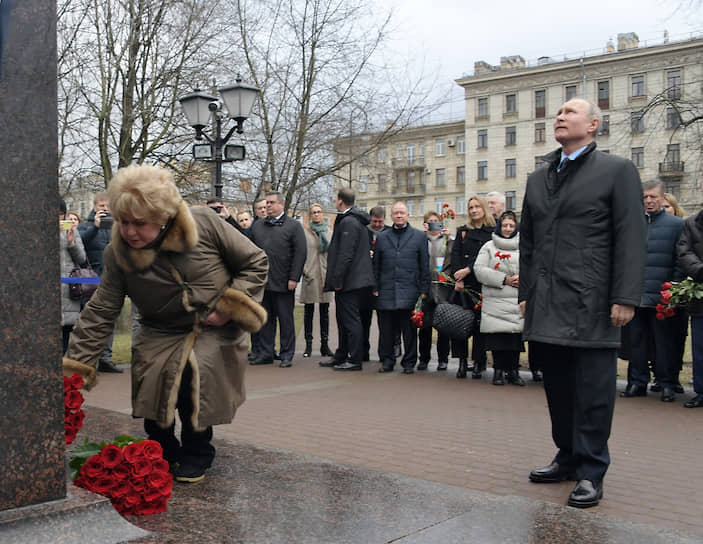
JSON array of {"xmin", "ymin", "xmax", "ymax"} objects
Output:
[{"xmin": 179, "ymin": 75, "xmax": 260, "ymax": 198}]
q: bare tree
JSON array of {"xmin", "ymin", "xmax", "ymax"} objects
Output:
[{"xmin": 228, "ymin": 0, "xmax": 439, "ymax": 212}]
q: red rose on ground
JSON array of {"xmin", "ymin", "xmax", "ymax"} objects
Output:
[
  {"xmin": 123, "ymin": 442, "xmax": 146, "ymax": 463},
  {"xmin": 130, "ymin": 458, "xmax": 152, "ymax": 479},
  {"xmin": 69, "ymin": 373, "xmax": 84, "ymax": 390},
  {"xmin": 152, "ymin": 458, "xmax": 170, "ymax": 473},
  {"xmin": 93, "ymin": 476, "xmax": 116, "ymax": 495},
  {"xmin": 112, "ymin": 463, "xmax": 131, "ymax": 481},
  {"xmin": 125, "ymin": 489, "xmax": 143, "ymax": 505},
  {"xmin": 65, "ymin": 389, "xmax": 84, "ymax": 410},
  {"xmin": 130, "ymin": 477, "xmax": 147, "ymax": 493},
  {"xmin": 82, "ymin": 456, "xmax": 104, "ymax": 478},
  {"xmin": 100, "ymin": 444, "xmax": 124, "ymax": 469},
  {"xmin": 141, "ymin": 440, "xmax": 163, "ymax": 460},
  {"xmin": 111, "ymin": 479, "xmax": 131, "ymax": 498}
]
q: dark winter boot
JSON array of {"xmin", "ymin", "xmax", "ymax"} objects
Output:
[
  {"xmin": 319, "ymin": 303, "xmax": 333, "ymax": 356},
  {"xmin": 303, "ymin": 341, "xmax": 313, "ymax": 358},
  {"xmin": 456, "ymin": 358, "xmax": 468, "ymax": 379},
  {"xmin": 303, "ymin": 304, "xmax": 314, "ymax": 357}
]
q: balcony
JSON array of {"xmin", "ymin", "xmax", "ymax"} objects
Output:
[
  {"xmin": 392, "ymin": 157, "xmax": 426, "ymax": 171},
  {"xmin": 659, "ymin": 161, "xmax": 684, "ymax": 176}
]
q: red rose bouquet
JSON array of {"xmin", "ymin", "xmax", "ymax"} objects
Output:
[
  {"xmin": 70, "ymin": 435, "xmax": 173, "ymax": 515},
  {"xmin": 64, "ymin": 373, "xmax": 85, "ymax": 445},
  {"xmin": 657, "ymin": 278, "xmax": 703, "ymax": 320}
]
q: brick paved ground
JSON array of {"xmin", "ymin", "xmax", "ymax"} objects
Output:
[{"xmin": 84, "ymin": 309, "xmax": 703, "ymax": 537}]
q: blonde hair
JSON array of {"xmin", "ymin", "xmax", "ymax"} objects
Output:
[
  {"xmin": 663, "ymin": 192, "xmax": 684, "ymax": 218},
  {"xmin": 467, "ymin": 196, "xmax": 496, "ymax": 229},
  {"xmin": 309, "ymin": 202, "xmax": 323, "ymax": 212},
  {"xmin": 108, "ymin": 164, "xmax": 182, "ymax": 224}
]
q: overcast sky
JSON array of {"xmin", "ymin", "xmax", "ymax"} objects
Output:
[{"xmin": 377, "ymin": 0, "xmax": 701, "ymax": 121}]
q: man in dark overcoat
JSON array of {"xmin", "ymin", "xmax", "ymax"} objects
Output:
[
  {"xmin": 320, "ymin": 188, "xmax": 375, "ymax": 371},
  {"xmin": 373, "ymin": 202, "xmax": 430, "ymax": 374},
  {"xmin": 250, "ymin": 192, "xmax": 306, "ymax": 367},
  {"xmin": 519, "ymin": 98, "xmax": 646, "ymax": 508}
]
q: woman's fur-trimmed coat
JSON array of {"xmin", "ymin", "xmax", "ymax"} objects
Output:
[{"xmin": 64, "ymin": 205, "xmax": 268, "ymax": 430}]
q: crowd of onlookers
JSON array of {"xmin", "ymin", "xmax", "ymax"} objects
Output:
[{"xmin": 60, "ymin": 183, "xmax": 702, "ymax": 409}]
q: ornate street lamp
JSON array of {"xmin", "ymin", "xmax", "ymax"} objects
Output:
[{"xmin": 179, "ymin": 75, "xmax": 260, "ymax": 198}]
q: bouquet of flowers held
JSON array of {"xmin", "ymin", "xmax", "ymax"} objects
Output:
[
  {"xmin": 411, "ymin": 296, "xmax": 425, "ymax": 327},
  {"xmin": 657, "ymin": 278, "xmax": 703, "ymax": 320},
  {"xmin": 434, "ymin": 271, "xmax": 482, "ymax": 310},
  {"xmin": 493, "ymin": 251, "xmax": 517, "ymax": 275},
  {"xmin": 64, "ymin": 373, "xmax": 86, "ymax": 445},
  {"xmin": 70, "ymin": 436, "xmax": 173, "ymax": 515},
  {"xmin": 440, "ymin": 203, "xmax": 456, "ymax": 233}
]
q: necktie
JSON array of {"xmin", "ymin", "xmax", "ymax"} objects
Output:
[{"xmin": 557, "ymin": 157, "xmax": 568, "ymax": 172}]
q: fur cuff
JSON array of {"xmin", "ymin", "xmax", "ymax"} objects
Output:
[
  {"xmin": 63, "ymin": 357, "xmax": 98, "ymax": 390},
  {"xmin": 216, "ymin": 288, "xmax": 267, "ymax": 333}
]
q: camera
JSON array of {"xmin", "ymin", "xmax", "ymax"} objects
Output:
[
  {"xmin": 427, "ymin": 221, "xmax": 443, "ymax": 231},
  {"xmin": 210, "ymin": 205, "xmax": 223, "ymax": 214},
  {"xmin": 99, "ymin": 212, "xmax": 113, "ymax": 229}
]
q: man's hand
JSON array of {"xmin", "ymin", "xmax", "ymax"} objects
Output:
[
  {"xmin": 203, "ymin": 310, "xmax": 230, "ymax": 327},
  {"xmin": 454, "ymin": 267, "xmax": 470, "ymax": 281},
  {"xmin": 611, "ymin": 304, "xmax": 635, "ymax": 327},
  {"xmin": 288, "ymin": 280, "xmax": 298, "ymax": 291}
]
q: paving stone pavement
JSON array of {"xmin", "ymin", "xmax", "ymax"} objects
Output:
[{"xmin": 84, "ymin": 307, "xmax": 703, "ymax": 539}]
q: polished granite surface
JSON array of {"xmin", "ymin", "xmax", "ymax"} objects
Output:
[{"xmin": 62, "ymin": 407, "xmax": 702, "ymax": 544}]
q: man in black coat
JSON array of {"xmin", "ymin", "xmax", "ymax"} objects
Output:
[
  {"xmin": 373, "ymin": 202, "xmax": 430, "ymax": 374},
  {"xmin": 320, "ymin": 188, "xmax": 374, "ymax": 371},
  {"xmin": 250, "ymin": 192, "xmax": 307, "ymax": 367},
  {"xmin": 519, "ymin": 98, "xmax": 646, "ymax": 509}
]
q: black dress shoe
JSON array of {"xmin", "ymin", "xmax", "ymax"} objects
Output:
[
  {"xmin": 250, "ymin": 357, "xmax": 274, "ymax": 365},
  {"xmin": 471, "ymin": 369, "xmax": 483, "ymax": 379},
  {"xmin": 529, "ymin": 462, "xmax": 576, "ymax": 483},
  {"xmin": 378, "ymin": 365, "xmax": 394, "ymax": 373},
  {"xmin": 98, "ymin": 359, "xmax": 123, "ymax": 373},
  {"xmin": 567, "ymin": 479, "xmax": 603, "ymax": 508},
  {"xmin": 334, "ymin": 362, "xmax": 362, "ymax": 371},
  {"xmin": 684, "ymin": 394, "xmax": 703, "ymax": 408},
  {"xmin": 402, "ymin": 367, "xmax": 414, "ymax": 374},
  {"xmin": 417, "ymin": 360, "xmax": 429, "ymax": 371},
  {"xmin": 279, "ymin": 359, "xmax": 293, "ymax": 368},
  {"xmin": 507, "ymin": 369, "xmax": 526, "ymax": 386},
  {"xmin": 436, "ymin": 361, "xmax": 448, "ymax": 371},
  {"xmin": 273, "ymin": 352, "xmax": 281, "ymax": 361},
  {"xmin": 620, "ymin": 384, "xmax": 647, "ymax": 397},
  {"xmin": 319, "ymin": 359, "xmax": 342, "ymax": 367},
  {"xmin": 660, "ymin": 387, "xmax": 675, "ymax": 402},
  {"xmin": 492, "ymin": 369, "xmax": 505, "ymax": 385},
  {"xmin": 675, "ymin": 383, "xmax": 685, "ymax": 394},
  {"xmin": 247, "ymin": 351, "xmax": 256, "ymax": 361},
  {"xmin": 650, "ymin": 381, "xmax": 662, "ymax": 392},
  {"xmin": 531, "ymin": 370, "xmax": 543, "ymax": 382}
]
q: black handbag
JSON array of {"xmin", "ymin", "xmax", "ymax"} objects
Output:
[
  {"xmin": 432, "ymin": 291, "xmax": 475, "ymax": 340},
  {"xmin": 68, "ymin": 261, "xmax": 100, "ymax": 300}
]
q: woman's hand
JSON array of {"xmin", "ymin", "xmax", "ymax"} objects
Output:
[
  {"xmin": 203, "ymin": 310, "xmax": 230, "ymax": 327},
  {"xmin": 454, "ymin": 279, "xmax": 465, "ymax": 292},
  {"xmin": 454, "ymin": 267, "xmax": 470, "ymax": 281},
  {"xmin": 66, "ymin": 226, "xmax": 75, "ymax": 245},
  {"xmin": 504, "ymin": 274, "xmax": 519, "ymax": 288}
]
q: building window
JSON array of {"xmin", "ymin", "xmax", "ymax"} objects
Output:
[
  {"xmin": 631, "ymin": 147, "xmax": 644, "ymax": 168},
  {"xmin": 456, "ymin": 136, "xmax": 465, "ymax": 154},
  {"xmin": 667, "ymin": 69, "xmax": 681, "ymax": 100},
  {"xmin": 631, "ymin": 75, "xmax": 645, "ymax": 97},
  {"xmin": 506, "ymin": 191, "xmax": 516, "ymax": 211},
  {"xmin": 406, "ymin": 143, "xmax": 415, "ymax": 163},
  {"xmin": 359, "ymin": 175, "xmax": 368, "ymax": 192},
  {"xmin": 598, "ymin": 80, "xmax": 610, "ymax": 110},
  {"xmin": 477, "ymin": 97, "xmax": 488, "ymax": 118},
  {"xmin": 396, "ymin": 172, "xmax": 403, "ymax": 187},
  {"xmin": 379, "ymin": 174, "xmax": 387, "ymax": 193},
  {"xmin": 477, "ymin": 129, "xmax": 488, "ymax": 149},
  {"xmin": 630, "ymin": 112, "xmax": 645, "ymax": 133},
  {"xmin": 505, "ymin": 158, "xmax": 516, "ymax": 178},
  {"xmin": 435, "ymin": 199, "xmax": 444, "ymax": 214},
  {"xmin": 666, "ymin": 143, "xmax": 680, "ymax": 164},
  {"xmin": 436, "ymin": 168, "xmax": 446, "ymax": 186},
  {"xmin": 378, "ymin": 147, "xmax": 386, "ymax": 163},
  {"xmin": 419, "ymin": 199, "xmax": 425, "ymax": 215},
  {"xmin": 419, "ymin": 142, "xmax": 425, "ymax": 157},
  {"xmin": 408, "ymin": 171, "xmax": 415, "ymax": 187},
  {"xmin": 477, "ymin": 161, "xmax": 488, "ymax": 180},
  {"xmin": 535, "ymin": 122, "xmax": 545, "ymax": 143},
  {"xmin": 420, "ymin": 170, "xmax": 426, "ymax": 186},
  {"xmin": 565, "ymin": 85, "xmax": 577, "ymax": 101},
  {"xmin": 666, "ymin": 107, "xmax": 681, "ymax": 129},
  {"xmin": 535, "ymin": 89, "xmax": 546, "ymax": 118},
  {"xmin": 505, "ymin": 93, "xmax": 517, "ymax": 114},
  {"xmin": 598, "ymin": 114, "xmax": 609, "ymax": 136},
  {"xmin": 456, "ymin": 196, "xmax": 466, "ymax": 214},
  {"xmin": 396, "ymin": 144, "xmax": 403, "ymax": 158},
  {"xmin": 406, "ymin": 200, "xmax": 415, "ymax": 216},
  {"xmin": 456, "ymin": 166, "xmax": 465, "ymax": 185},
  {"xmin": 505, "ymin": 126, "xmax": 516, "ymax": 146},
  {"xmin": 435, "ymin": 138, "xmax": 445, "ymax": 156}
]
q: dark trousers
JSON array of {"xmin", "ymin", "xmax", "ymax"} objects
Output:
[
  {"xmin": 144, "ymin": 363, "xmax": 215, "ymax": 469},
  {"xmin": 530, "ymin": 341, "xmax": 617, "ymax": 482},
  {"xmin": 62, "ymin": 325, "xmax": 73, "ymax": 354},
  {"xmin": 492, "ymin": 349, "xmax": 519, "ymax": 371},
  {"xmin": 334, "ymin": 289, "xmax": 364, "ymax": 364},
  {"xmin": 628, "ymin": 307, "xmax": 678, "ymax": 388},
  {"xmin": 260, "ymin": 290, "xmax": 296, "ymax": 360},
  {"xmin": 303, "ymin": 303, "xmax": 329, "ymax": 345},
  {"xmin": 418, "ymin": 327, "xmax": 449, "ymax": 363},
  {"xmin": 451, "ymin": 331, "xmax": 487, "ymax": 366},
  {"xmin": 378, "ymin": 309, "xmax": 417, "ymax": 369},
  {"xmin": 690, "ymin": 316, "xmax": 703, "ymax": 394}
]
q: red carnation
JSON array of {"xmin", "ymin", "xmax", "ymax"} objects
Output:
[
  {"xmin": 660, "ymin": 291, "xmax": 672, "ymax": 304},
  {"xmin": 661, "ymin": 282, "xmax": 673, "ymax": 290}
]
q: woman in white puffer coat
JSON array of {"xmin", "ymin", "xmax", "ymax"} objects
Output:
[{"xmin": 473, "ymin": 211, "xmax": 525, "ymax": 386}]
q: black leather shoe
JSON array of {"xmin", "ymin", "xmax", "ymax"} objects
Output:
[
  {"xmin": 417, "ymin": 360, "xmax": 429, "ymax": 371},
  {"xmin": 436, "ymin": 361, "xmax": 448, "ymax": 371},
  {"xmin": 456, "ymin": 358, "xmax": 468, "ymax": 379},
  {"xmin": 303, "ymin": 343, "xmax": 312, "ymax": 358},
  {"xmin": 250, "ymin": 357, "xmax": 274, "ymax": 365},
  {"xmin": 492, "ymin": 369, "xmax": 505, "ymax": 385},
  {"xmin": 402, "ymin": 367, "xmax": 414, "ymax": 374},
  {"xmin": 378, "ymin": 364, "xmax": 394, "ymax": 373},
  {"xmin": 684, "ymin": 394, "xmax": 703, "ymax": 408},
  {"xmin": 321, "ymin": 343, "xmax": 334, "ymax": 357},
  {"xmin": 675, "ymin": 383, "xmax": 685, "ymax": 394},
  {"xmin": 529, "ymin": 462, "xmax": 576, "ymax": 483},
  {"xmin": 507, "ymin": 369, "xmax": 526, "ymax": 386},
  {"xmin": 650, "ymin": 381, "xmax": 662, "ymax": 392},
  {"xmin": 334, "ymin": 362, "xmax": 362, "ymax": 371},
  {"xmin": 98, "ymin": 359, "xmax": 123, "ymax": 373},
  {"xmin": 531, "ymin": 370, "xmax": 543, "ymax": 382},
  {"xmin": 319, "ymin": 359, "xmax": 342, "ymax": 367},
  {"xmin": 279, "ymin": 359, "xmax": 293, "ymax": 368},
  {"xmin": 273, "ymin": 352, "xmax": 281, "ymax": 361},
  {"xmin": 620, "ymin": 384, "xmax": 647, "ymax": 397},
  {"xmin": 567, "ymin": 479, "xmax": 603, "ymax": 508},
  {"xmin": 471, "ymin": 369, "xmax": 483, "ymax": 379},
  {"xmin": 661, "ymin": 387, "xmax": 675, "ymax": 402}
]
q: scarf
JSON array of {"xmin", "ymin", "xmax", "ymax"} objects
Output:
[{"xmin": 310, "ymin": 221, "xmax": 329, "ymax": 253}]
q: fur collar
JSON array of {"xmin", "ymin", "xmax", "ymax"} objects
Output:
[{"xmin": 111, "ymin": 201, "xmax": 199, "ymax": 272}]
